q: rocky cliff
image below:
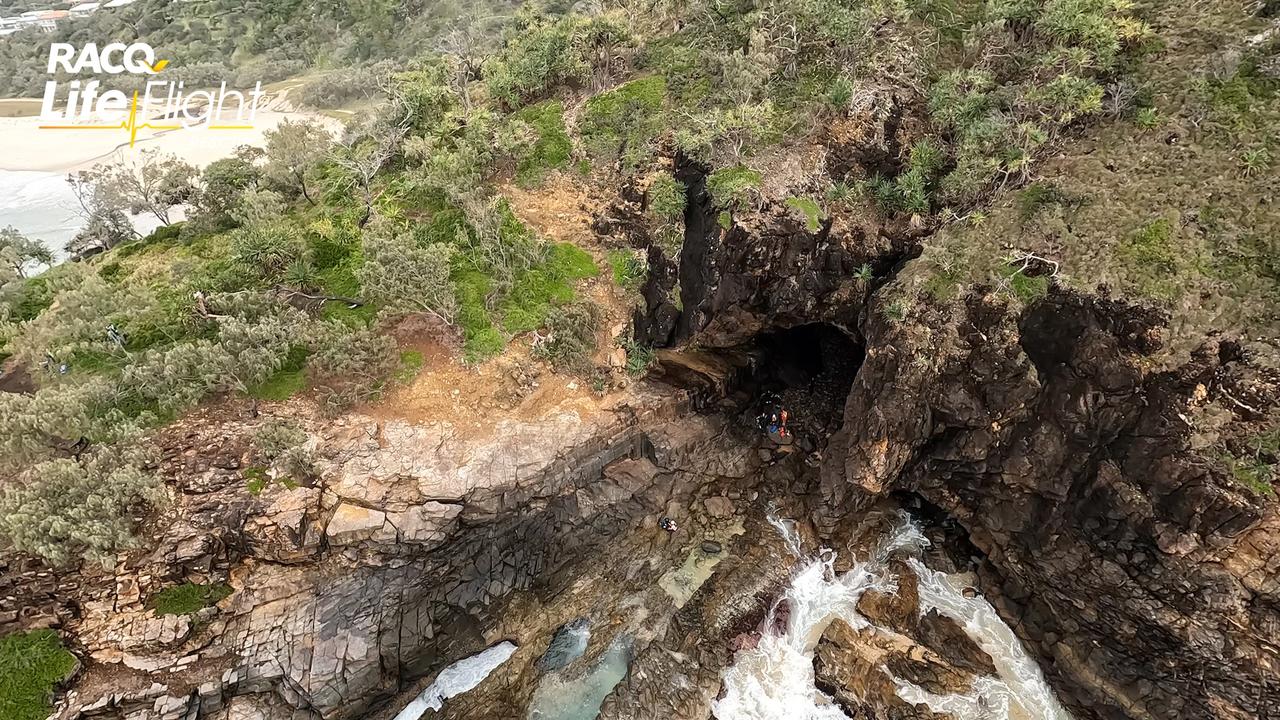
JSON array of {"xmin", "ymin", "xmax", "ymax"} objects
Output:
[{"xmin": 35, "ymin": 386, "xmax": 775, "ymax": 720}]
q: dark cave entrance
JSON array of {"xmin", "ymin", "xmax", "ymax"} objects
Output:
[{"xmin": 746, "ymin": 323, "xmax": 864, "ymax": 447}]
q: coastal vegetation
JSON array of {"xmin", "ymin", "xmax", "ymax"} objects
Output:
[{"xmin": 0, "ymin": 0, "xmax": 1270, "ymax": 573}]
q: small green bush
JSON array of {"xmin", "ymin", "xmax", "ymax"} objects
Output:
[
  {"xmin": 579, "ymin": 76, "xmax": 666, "ymax": 169},
  {"xmin": 785, "ymin": 196, "xmax": 824, "ymax": 232},
  {"xmin": 150, "ymin": 583, "xmax": 232, "ymax": 616},
  {"xmin": 508, "ymin": 100, "xmax": 573, "ymax": 186},
  {"xmin": 1135, "ymin": 106, "xmax": 1161, "ymax": 129},
  {"xmin": 608, "ymin": 250, "xmax": 647, "ymax": 291},
  {"xmin": 868, "ymin": 139, "xmax": 946, "ymax": 214},
  {"xmin": 533, "ymin": 299, "xmax": 600, "ymax": 372},
  {"xmin": 706, "ymin": 166, "xmax": 762, "ymax": 208},
  {"xmin": 647, "ymin": 173, "xmax": 687, "ymax": 222},
  {"xmin": 231, "ymin": 222, "xmax": 308, "ymax": 280},
  {"xmin": 0, "ymin": 629, "xmax": 77, "ymax": 720},
  {"xmin": 620, "ymin": 337, "xmax": 655, "ymax": 377}
]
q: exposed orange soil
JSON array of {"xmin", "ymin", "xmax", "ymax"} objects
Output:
[{"xmin": 364, "ymin": 171, "xmax": 636, "ymax": 440}]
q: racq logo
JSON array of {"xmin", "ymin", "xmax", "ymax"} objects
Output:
[{"xmin": 39, "ymin": 42, "xmax": 265, "ymax": 146}]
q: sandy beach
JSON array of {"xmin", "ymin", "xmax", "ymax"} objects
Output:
[
  {"xmin": 0, "ymin": 88, "xmax": 345, "ymax": 252},
  {"xmin": 0, "ymin": 88, "xmax": 343, "ymax": 173}
]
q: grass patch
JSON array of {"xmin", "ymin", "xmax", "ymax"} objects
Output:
[
  {"xmin": 149, "ymin": 583, "xmax": 233, "ymax": 616},
  {"xmin": 924, "ymin": 268, "xmax": 963, "ymax": 303},
  {"xmin": 250, "ymin": 346, "xmax": 309, "ymax": 401},
  {"xmin": 498, "ymin": 243, "xmax": 598, "ymax": 334},
  {"xmin": 1117, "ymin": 218, "xmax": 1182, "ymax": 298},
  {"xmin": 1004, "ymin": 269, "xmax": 1050, "ymax": 303},
  {"xmin": 785, "ymin": 196, "xmax": 824, "ymax": 232},
  {"xmin": 579, "ymin": 75, "xmax": 666, "ymax": 170},
  {"xmin": 1223, "ymin": 454, "xmax": 1276, "ymax": 497},
  {"xmin": 244, "ymin": 466, "xmax": 297, "ymax": 495},
  {"xmin": 608, "ymin": 249, "xmax": 647, "ymax": 291},
  {"xmin": 396, "ymin": 349, "xmax": 425, "ymax": 383},
  {"xmin": 0, "ymin": 630, "xmax": 77, "ymax": 720},
  {"xmin": 453, "ymin": 268, "xmax": 505, "ymax": 363},
  {"xmin": 511, "ymin": 100, "xmax": 573, "ymax": 186},
  {"xmin": 317, "ymin": 255, "xmax": 378, "ymax": 327},
  {"xmin": 706, "ymin": 166, "xmax": 761, "ymax": 208},
  {"xmin": 453, "ymin": 244, "xmax": 597, "ymax": 362}
]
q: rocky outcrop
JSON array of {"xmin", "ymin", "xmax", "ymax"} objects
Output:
[
  {"xmin": 631, "ymin": 156, "xmax": 922, "ymax": 350},
  {"xmin": 820, "ymin": 289, "xmax": 1280, "ymax": 719},
  {"xmin": 50, "ymin": 384, "xmax": 771, "ymax": 720},
  {"xmin": 605, "ymin": 134, "xmax": 1280, "ymax": 717}
]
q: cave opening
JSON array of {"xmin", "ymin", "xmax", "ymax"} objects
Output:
[{"xmin": 746, "ymin": 323, "xmax": 864, "ymax": 447}]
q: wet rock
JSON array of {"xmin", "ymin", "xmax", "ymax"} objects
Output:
[
  {"xmin": 813, "ymin": 620, "xmax": 954, "ymax": 720},
  {"xmin": 703, "ymin": 496, "xmax": 734, "ymax": 518},
  {"xmin": 916, "ymin": 609, "xmax": 996, "ymax": 677},
  {"xmin": 537, "ymin": 618, "xmax": 590, "ymax": 672},
  {"xmin": 700, "ymin": 541, "xmax": 722, "ymax": 554},
  {"xmin": 855, "ymin": 559, "xmax": 918, "ymax": 633}
]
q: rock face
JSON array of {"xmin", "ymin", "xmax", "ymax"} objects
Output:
[
  {"xmin": 632, "ymin": 156, "xmax": 921, "ymax": 350},
  {"xmin": 596, "ymin": 119, "xmax": 1280, "ymax": 717},
  {"xmin": 602, "ymin": 124, "xmax": 1280, "ymax": 718},
  {"xmin": 49, "ymin": 385, "xmax": 766, "ymax": 720},
  {"xmin": 818, "ymin": 290, "xmax": 1280, "ymax": 719}
]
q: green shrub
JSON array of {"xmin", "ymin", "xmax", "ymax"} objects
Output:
[
  {"xmin": 608, "ymin": 250, "xmax": 647, "ymax": 291},
  {"xmin": 706, "ymin": 166, "xmax": 762, "ymax": 208},
  {"xmin": 230, "ymin": 222, "xmax": 308, "ymax": 280},
  {"xmin": 508, "ymin": 100, "xmax": 573, "ymax": 186},
  {"xmin": 533, "ymin": 299, "xmax": 600, "ymax": 372},
  {"xmin": 253, "ymin": 418, "xmax": 316, "ymax": 481},
  {"xmin": 648, "ymin": 172, "xmax": 687, "ymax": 222},
  {"xmin": 620, "ymin": 337, "xmax": 655, "ymax": 377},
  {"xmin": 1241, "ymin": 148, "xmax": 1273, "ymax": 177},
  {"xmin": 647, "ymin": 172, "xmax": 687, "ymax": 252},
  {"xmin": 150, "ymin": 583, "xmax": 232, "ymax": 616},
  {"xmin": 579, "ymin": 76, "xmax": 666, "ymax": 169},
  {"xmin": 0, "ymin": 630, "xmax": 77, "ymax": 720},
  {"xmin": 0, "ymin": 450, "xmax": 160, "ymax": 565},
  {"xmin": 785, "ymin": 196, "xmax": 825, "ymax": 232},
  {"xmin": 308, "ymin": 323, "xmax": 400, "ymax": 412},
  {"xmin": 357, "ymin": 220, "xmax": 457, "ymax": 322},
  {"xmin": 484, "ymin": 15, "xmax": 630, "ymax": 107},
  {"xmin": 1135, "ymin": 106, "xmax": 1161, "ymax": 129}
]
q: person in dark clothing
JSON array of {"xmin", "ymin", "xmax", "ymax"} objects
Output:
[{"xmin": 659, "ymin": 516, "xmax": 678, "ymax": 533}]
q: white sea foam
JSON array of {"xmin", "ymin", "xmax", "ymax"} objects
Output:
[
  {"xmin": 714, "ymin": 514, "xmax": 1070, "ymax": 720},
  {"xmin": 392, "ymin": 641, "xmax": 517, "ymax": 720}
]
